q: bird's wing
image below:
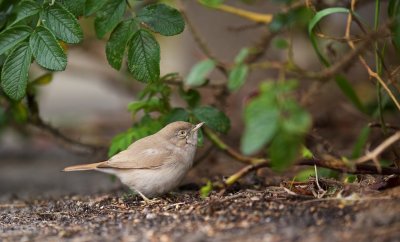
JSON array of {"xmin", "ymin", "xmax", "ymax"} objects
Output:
[{"xmin": 98, "ymin": 137, "xmax": 173, "ymax": 169}]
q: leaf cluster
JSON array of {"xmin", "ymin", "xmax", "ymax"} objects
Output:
[{"xmin": 0, "ymin": 0, "xmax": 185, "ymax": 102}]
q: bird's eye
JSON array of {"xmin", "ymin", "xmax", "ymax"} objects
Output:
[{"xmin": 178, "ymin": 130, "xmax": 187, "ymax": 137}]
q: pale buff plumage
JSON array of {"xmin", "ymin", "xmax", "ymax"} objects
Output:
[{"xmin": 63, "ymin": 121, "xmax": 204, "ymax": 201}]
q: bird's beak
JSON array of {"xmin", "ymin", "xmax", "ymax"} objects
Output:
[{"xmin": 192, "ymin": 122, "xmax": 205, "ymax": 132}]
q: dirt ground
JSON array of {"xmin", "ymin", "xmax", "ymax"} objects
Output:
[{"xmin": 1, "ymin": 183, "xmax": 400, "ymax": 242}]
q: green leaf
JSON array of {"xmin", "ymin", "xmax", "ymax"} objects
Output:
[
  {"xmin": 389, "ymin": 0, "xmax": 400, "ymax": 50},
  {"xmin": 0, "ymin": 106, "xmax": 6, "ymax": 126},
  {"xmin": 199, "ymin": 0, "xmax": 224, "ymax": 8},
  {"xmin": 58, "ymin": 0, "xmax": 85, "ymax": 17},
  {"xmin": 344, "ymin": 174, "xmax": 357, "ymax": 183},
  {"xmin": 165, "ymin": 108, "xmax": 189, "ymax": 123},
  {"xmin": 273, "ymin": 37, "xmax": 289, "ymax": 49},
  {"xmin": 197, "ymin": 128, "xmax": 204, "ymax": 146},
  {"xmin": 108, "ymin": 116, "xmax": 163, "ymax": 157},
  {"xmin": 301, "ymin": 146, "xmax": 313, "ymax": 159},
  {"xmin": 94, "ymin": 0, "xmax": 126, "ymax": 38},
  {"xmin": 234, "ymin": 47, "xmax": 250, "ymax": 64},
  {"xmin": 1, "ymin": 42, "xmax": 32, "ymax": 101},
  {"xmin": 200, "ymin": 180, "xmax": 213, "ymax": 198},
  {"xmin": 241, "ymin": 95, "xmax": 279, "ymax": 155},
  {"xmin": 85, "ymin": 0, "xmax": 107, "ymax": 16},
  {"xmin": 294, "ymin": 168, "xmax": 314, "ymax": 181},
  {"xmin": 10, "ymin": 102, "xmax": 28, "ymax": 123},
  {"xmin": 128, "ymin": 29, "xmax": 160, "ymax": 82},
  {"xmin": 308, "ymin": 7, "xmax": 349, "ymax": 66},
  {"xmin": 43, "ymin": 2, "xmax": 83, "ymax": 44},
  {"xmin": 228, "ymin": 64, "xmax": 248, "ymax": 91},
  {"xmin": 127, "ymin": 97, "xmax": 164, "ymax": 115},
  {"xmin": 269, "ymin": 132, "xmax": 303, "ymax": 171},
  {"xmin": 389, "ymin": 0, "xmax": 400, "ymax": 17},
  {"xmin": 179, "ymin": 87, "xmax": 201, "ymax": 108},
  {"xmin": 334, "ymin": 75, "xmax": 365, "ymax": 113},
  {"xmin": 351, "ymin": 126, "xmax": 370, "ymax": 158},
  {"xmin": 137, "ymin": 3, "xmax": 185, "ymax": 36},
  {"xmin": 106, "ymin": 19, "xmax": 138, "ymax": 70},
  {"xmin": 193, "ymin": 106, "xmax": 230, "ymax": 133},
  {"xmin": 0, "ymin": 26, "xmax": 32, "ymax": 55},
  {"xmin": 281, "ymin": 100, "xmax": 311, "ymax": 134},
  {"xmin": 270, "ymin": 7, "xmax": 312, "ymax": 32},
  {"xmin": 29, "ymin": 26, "xmax": 67, "ymax": 71},
  {"xmin": 108, "ymin": 130, "xmax": 136, "ymax": 157},
  {"xmin": 12, "ymin": 0, "xmax": 41, "ymax": 24},
  {"xmin": 186, "ymin": 59, "xmax": 215, "ymax": 87},
  {"xmin": 308, "ymin": 8, "xmax": 365, "ymax": 113}
]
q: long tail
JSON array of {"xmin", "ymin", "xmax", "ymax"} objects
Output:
[{"xmin": 63, "ymin": 162, "xmax": 106, "ymax": 172}]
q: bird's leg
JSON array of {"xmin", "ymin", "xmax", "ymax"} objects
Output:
[{"xmin": 136, "ymin": 190, "xmax": 158, "ymax": 204}]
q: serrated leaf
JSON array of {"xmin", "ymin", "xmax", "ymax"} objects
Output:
[
  {"xmin": 43, "ymin": 2, "xmax": 83, "ymax": 44},
  {"xmin": 94, "ymin": 0, "xmax": 126, "ymax": 38},
  {"xmin": 165, "ymin": 108, "xmax": 189, "ymax": 123},
  {"xmin": 12, "ymin": 0, "xmax": 41, "ymax": 24},
  {"xmin": 1, "ymin": 42, "xmax": 32, "ymax": 101},
  {"xmin": 128, "ymin": 29, "xmax": 160, "ymax": 82},
  {"xmin": 108, "ymin": 130, "xmax": 136, "ymax": 157},
  {"xmin": 186, "ymin": 59, "xmax": 215, "ymax": 87},
  {"xmin": 85, "ymin": 0, "xmax": 108, "ymax": 16},
  {"xmin": 128, "ymin": 97, "xmax": 163, "ymax": 115},
  {"xmin": 0, "ymin": 26, "xmax": 32, "ymax": 55},
  {"xmin": 136, "ymin": 3, "xmax": 185, "ymax": 36},
  {"xmin": 29, "ymin": 26, "xmax": 67, "ymax": 71},
  {"xmin": 179, "ymin": 88, "xmax": 201, "ymax": 108},
  {"xmin": 108, "ymin": 117, "xmax": 163, "ymax": 157},
  {"xmin": 106, "ymin": 19, "xmax": 137, "ymax": 70},
  {"xmin": 228, "ymin": 64, "xmax": 248, "ymax": 91},
  {"xmin": 241, "ymin": 95, "xmax": 279, "ymax": 155},
  {"xmin": 193, "ymin": 106, "xmax": 230, "ymax": 133},
  {"xmin": 58, "ymin": 0, "xmax": 85, "ymax": 17}
]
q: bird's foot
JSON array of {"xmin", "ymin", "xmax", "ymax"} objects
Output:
[{"xmin": 136, "ymin": 190, "xmax": 160, "ymax": 205}]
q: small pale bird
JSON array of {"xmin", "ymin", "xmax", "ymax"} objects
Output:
[{"xmin": 63, "ymin": 121, "xmax": 204, "ymax": 202}]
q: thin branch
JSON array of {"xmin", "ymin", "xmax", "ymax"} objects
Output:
[
  {"xmin": 298, "ymin": 158, "xmax": 400, "ymax": 175},
  {"xmin": 204, "ymin": 127, "xmax": 400, "ymax": 187},
  {"xmin": 250, "ymin": 27, "xmax": 387, "ymax": 81},
  {"xmin": 369, "ymin": 122, "xmax": 400, "ymax": 131},
  {"xmin": 213, "ymin": 4, "xmax": 273, "ymax": 24},
  {"xmin": 28, "ymin": 118, "xmax": 107, "ymax": 155},
  {"xmin": 224, "ymin": 162, "xmax": 269, "ymax": 186},
  {"xmin": 180, "ymin": 7, "xmax": 228, "ymax": 76},
  {"xmin": 345, "ymin": 1, "xmax": 400, "ymax": 111},
  {"xmin": 26, "ymin": 93, "xmax": 107, "ymax": 155},
  {"xmin": 203, "ymin": 127, "xmax": 265, "ymax": 165},
  {"xmin": 222, "ymin": 157, "xmax": 400, "ymax": 188},
  {"xmin": 353, "ymin": 131, "xmax": 400, "ymax": 165}
]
